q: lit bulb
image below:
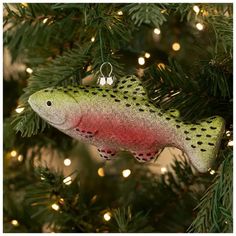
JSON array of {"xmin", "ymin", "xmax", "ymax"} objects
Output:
[
  {"xmin": 172, "ymin": 42, "xmax": 181, "ymax": 51},
  {"xmin": 43, "ymin": 18, "xmax": 48, "ymax": 24},
  {"xmin": 228, "ymin": 140, "xmax": 233, "ymax": 146},
  {"xmin": 103, "ymin": 212, "xmax": 111, "ymax": 221},
  {"xmin": 11, "ymin": 219, "xmax": 19, "ymax": 226},
  {"xmin": 10, "ymin": 150, "xmax": 17, "ymax": 157},
  {"xmin": 196, "ymin": 23, "xmax": 204, "ymax": 31},
  {"xmin": 138, "ymin": 57, "xmax": 145, "ymax": 65},
  {"xmin": 99, "ymin": 77, "xmax": 106, "ymax": 86},
  {"xmin": 144, "ymin": 52, "xmax": 151, "ymax": 58},
  {"xmin": 157, "ymin": 63, "xmax": 165, "ymax": 69},
  {"xmin": 51, "ymin": 203, "xmax": 60, "ymax": 211},
  {"xmin": 161, "ymin": 167, "xmax": 167, "ymax": 174},
  {"xmin": 122, "ymin": 169, "xmax": 131, "ymax": 178},
  {"xmin": 26, "ymin": 67, "xmax": 33, "ymax": 74},
  {"xmin": 117, "ymin": 11, "xmax": 123, "ymax": 15},
  {"xmin": 193, "ymin": 5, "xmax": 200, "ymax": 14},
  {"xmin": 63, "ymin": 176, "xmax": 72, "ymax": 185},
  {"xmin": 17, "ymin": 155, "xmax": 23, "ymax": 162},
  {"xmin": 91, "ymin": 37, "xmax": 95, "ymax": 42},
  {"xmin": 107, "ymin": 77, "xmax": 113, "ymax": 85},
  {"xmin": 59, "ymin": 198, "xmax": 65, "ymax": 204},
  {"xmin": 226, "ymin": 131, "xmax": 231, "ymax": 137},
  {"xmin": 97, "ymin": 168, "xmax": 105, "ymax": 177},
  {"xmin": 63, "ymin": 158, "xmax": 71, "ymax": 166},
  {"xmin": 209, "ymin": 169, "xmax": 215, "ymax": 175},
  {"xmin": 153, "ymin": 28, "xmax": 161, "ymax": 35},
  {"xmin": 15, "ymin": 107, "xmax": 25, "ymax": 113}
]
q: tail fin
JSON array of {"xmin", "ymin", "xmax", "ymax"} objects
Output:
[{"xmin": 185, "ymin": 116, "xmax": 225, "ymax": 172}]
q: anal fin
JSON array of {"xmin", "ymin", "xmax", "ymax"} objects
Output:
[{"xmin": 97, "ymin": 148, "xmax": 117, "ymax": 160}]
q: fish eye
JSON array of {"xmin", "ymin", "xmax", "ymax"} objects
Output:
[{"xmin": 46, "ymin": 101, "xmax": 52, "ymax": 106}]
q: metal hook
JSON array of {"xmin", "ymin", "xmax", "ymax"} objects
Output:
[{"xmin": 100, "ymin": 62, "xmax": 113, "ymax": 78}]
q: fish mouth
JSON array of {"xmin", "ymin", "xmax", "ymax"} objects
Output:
[{"xmin": 28, "ymin": 99, "xmax": 67, "ymax": 126}]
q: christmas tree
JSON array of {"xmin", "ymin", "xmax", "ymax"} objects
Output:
[{"xmin": 3, "ymin": 3, "xmax": 233, "ymax": 233}]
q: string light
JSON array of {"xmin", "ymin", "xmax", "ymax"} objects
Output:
[
  {"xmin": 157, "ymin": 63, "xmax": 166, "ymax": 69},
  {"xmin": 138, "ymin": 57, "xmax": 145, "ymax": 65},
  {"xmin": 161, "ymin": 167, "xmax": 167, "ymax": 174},
  {"xmin": 227, "ymin": 140, "xmax": 233, "ymax": 146},
  {"xmin": 193, "ymin": 5, "xmax": 200, "ymax": 14},
  {"xmin": 226, "ymin": 131, "xmax": 231, "ymax": 137},
  {"xmin": 153, "ymin": 28, "xmax": 161, "ymax": 35},
  {"xmin": 106, "ymin": 77, "xmax": 114, "ymax": 85},
  {"xmin": 26, "ymin": 67, "xmax": 33, "ymax": 74},
  {"xmin": 117, "ymin": 11, "xmax": 123, "ymax": 15},
  {"xmin": 17, "ymin": 155, "xmax": 23, "ymax": 162},
  {"xmin": 15, "ymin": 107, "xmax": 25, "ymax": 113},
  {"xmin": 11, "ymin": 219, "xmax": 19, "ymax": 226},
  {"xmin": 59, "ymin": 198, "xmax": 65, "ymax": 205},
  {"xmin": 144, "ymin": 52, "xmax": 151, "ymax": 58},
  {"xmin": 91, "ymin": 37, "xmax": 95, "ymax": 42},
  {"xmin": 122, "ymin": 169, "xmax": 131, "ymax": 178},
  {"xmin": 43, "ymin": 18, "xmax": 49, "ymax": 24},
  {"xmin": 51, "ymin": 203, "xmax": 60, "ymax": 211},
  {"xmin": 103, "ymin": 212, "xmax": 111, "ymax": 221},
  {"xmin": 209, "ymin": 169, "xmax": 215, "ymax": 175},
  {"xmin": 63, "ymin": 176, "xmax": 72, "ymax": 185},
  {"xmin": 172, "ymin": 42, "xmax": 181, "ymax": 51},
  {"xmin": 10, "ymin": 150, "xmax": 17, "ymax": 157},
  {"xmin": 97, "ymin": 168, "xmax": 105, "ymax": 177},
  {"xmin": 196, "ymin": 23, "xmax": 204, "ymax": 31},
  {"xmin": 63, "ymin": 158, "xmax": 71, "ymax": 166}
]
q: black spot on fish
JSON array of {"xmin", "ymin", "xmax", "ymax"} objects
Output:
[
  {"xmin": 122, "ymin": 80, "xmax": 126, "ymax": 84},
  {"xmin": 126, "ymin": 104, "xmax": 131, "ymax": 107},
  {"xmin": 186, "ymin": 137, "xmax": 191, "ymax": 140},
  {"xmin": 131, "ymin": 78, "xmax": 136, "ymax": 81},
  {"xmin": 133, "ymin": 91, "xmax": 137, "ymax": 94},
  {"xmin": 132, "ymin": 97, "xmax": 137, "ymax": 100},
  {"xmin": 166, "ymin": 117, "xmax": 171, "ymax": 120},
  {"xmin": 141, "ymin": 92, "xmax": 146, "ymax": 95},
  {"xmin": 115, "ymin": 99, "xmax": 120, "ymax": 102},
  {"xmin": 171, "ymin": 115, "xmax": 176, "ymax": 118},
  {"xmin": 98, "ymin": 88, "xmax": 103, "ymax": 91},
  {"xmin": 206, "ymin": 134, "xmax": 211, "ymax": 137},
  {"xmin": 139, "ymin": 108, "xmax": 144, "ymax": 112},
  {"xmin": 145, "ymin": 103, "xmax": 150, "ymax": 107},
  {"xmin": 124, "ymin": 91, "xmax": 129, "ymax": 94},
  {"xmin": 102, "ymin": 94, "xmax": 107, "ymax": 97},
  {"xmin": 110, "ymin": 94, "xmax": 116, "ymax": 98},
  {"xmin": 191, "ymin": 145, "xmax": 196, "ymax": 148},
  {"xmin": 207, "ymin": 120, "xmax": 212, "ymax": 123},
  {"xmin": 176, "ymin": 125, "xmax": 180, "ymax": 128},
  {"xmin": 111, "ymin": 153, "xmax": 115, "ymax": 156},
  {"xmin": 44, "ymin": 90, "xmax": 49, "ymax": 92},
  {"xmin": 147, "ymin": 153, "xmax": 151, "ymax": 156},
  {"xmin": 169, "ymin": 109, "xmax": 175, "ymax": 112},
  {"xmin": 74, "ymin": 91, "xmax": 78, "ymax": 93},
  {"xmin": 196, "ymin": 134, "xmax": 202, "ymax": 137},
  {"xmin": 201, "ymin": 149, "xmax": 206, "ymax": 152},
  {"xmin": 76, "ymin": 128, "xmax": 80, "ymax": 131},
  {"xmin": 87, "ymin": 131, "xmax": 92, "ymax": 134},
  {"xmin": 92, "ymin": 92, "xmax": 97, "ymax": 95},
  {"xmin": 136, "ymin": 103, "xmax": 140, "ymax": 106},
  {"xmin": 105, "ymin": 89, "xmax": 110, "ymax": 92},
  {"xmin": 123, "ymin": 96, "xmax": 128, "ymax": 99},
  {"xmin": 201, "ymin": 128, "xmax": 207, "ymax": 131},
  {"xmin": 158, "ymin": 113, "xmax": 163, "ymax": 116},
  {"xmin": 175, "ymin": 119, "xmax": 181, "ymax": 123},
  {"xmin": 113, "ymin": 90, "xmax": 118, "ymax": 93},
  {"xmin": 135, "ymin": 87, "xmax": 141, "ymax": 91},
  {"xmin": 210, "ymin": 126, "xmax": 217, "ymax": 130},
  {"xmin": 119, "ymin": 86, "xmax": 124, "ymax": 89},
  {"xmin": 107, "ymin": 150, "xmax": 112, "ymax": 154},
  {"xmin": 208, "ymin": 143, "xmax": 214, "ymax": 146},
  {"xmin": 68, "ymin": 88, "xmax": 72, "ymax": 91},
  {"xmin": 150, "ymin": 109, "xmax": 155, "ymax": 113},
  {"xmin": 210, "ymin": 116, "xmax": 217, "ymax": 120},
  {"xmin": 138, "ymin": 153, "xmax": 143, "ymax": 156},
  {"xmin": 197, "ymin": 141, "xmax": 203, "ymax": 145},
  {"xmin": 127, "ymin": 84, "xmax": 132, "ymax": 88},
  {"xmin": 64, "ymin": 90, "xmax": 67, "ymax": 93},
  {"xmin": 190, "ymin": 127, "xmax": 196, "ymax": 131},
  {"xmin": 184, "ymin": 131, "xmax": 189, "ymax": 134},
  {"xmin": 84, "ymin": 89, "xmax": 89, "ymax": 93}
]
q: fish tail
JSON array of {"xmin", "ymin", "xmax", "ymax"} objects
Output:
[{"xmin": 185, "ymin": 116, "xmax": 225, "ymax": 172}]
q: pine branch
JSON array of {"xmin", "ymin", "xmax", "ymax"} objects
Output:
[
  {"xmin": 126, "ymin": 3, "xmax": 167, "ymax": 27},
  {"xmin": 187, "ymin": 149, "xmax": 233, "ymax": 233}
]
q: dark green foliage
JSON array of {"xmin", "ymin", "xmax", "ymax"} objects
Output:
[
  {"xmin": 188, "ymin": 149, "xmax": 233, "ymax": 232},
  {"xmin": 3, "ymin": 3, "xmax": 233, "ymax": 233}
]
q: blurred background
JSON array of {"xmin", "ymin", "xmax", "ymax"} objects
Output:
[{"xmin": 3, "ymin": 3, "xmax": 233, "ymax": 233}]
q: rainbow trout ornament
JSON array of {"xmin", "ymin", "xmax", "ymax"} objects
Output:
[{"xmin": 28, "ymin": 75, "xmax": 225, "ymax": 172}]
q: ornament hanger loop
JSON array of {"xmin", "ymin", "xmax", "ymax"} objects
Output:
[{"xmin": 100, "ymin": 62, "xmax": 113, "ymax": 78}]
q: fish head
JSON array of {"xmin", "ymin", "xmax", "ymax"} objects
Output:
[{"xmin": 28, "ymin": 88, "xmax": 81, "ymax": 130}]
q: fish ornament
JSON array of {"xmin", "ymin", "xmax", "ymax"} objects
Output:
[{"xmin": 28, "ymin": 75, "xmax": 225, "ymax": 172}]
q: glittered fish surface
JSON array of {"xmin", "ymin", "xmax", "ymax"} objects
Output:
[{"xmin": 28, "ymin": 75, "xmax": 225, "ymax": 172}]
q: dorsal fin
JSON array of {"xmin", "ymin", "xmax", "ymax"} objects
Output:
[{"xmin": 115, "ymin": 75, "xmax": 147, "ymax": 98}]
